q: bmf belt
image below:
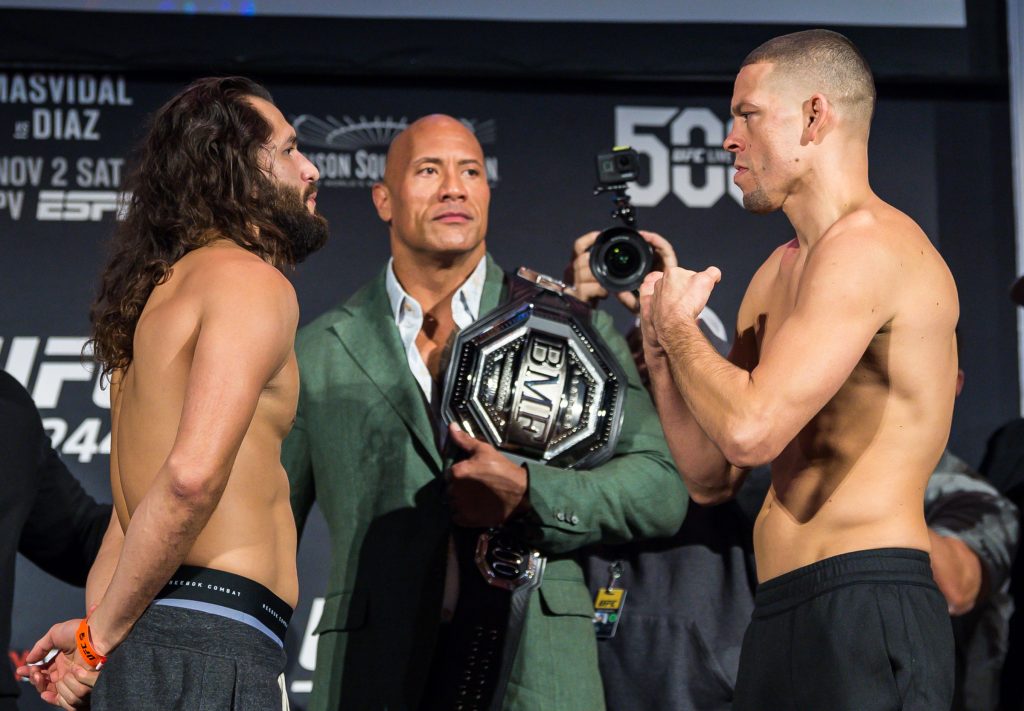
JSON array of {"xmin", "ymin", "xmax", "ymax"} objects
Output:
[
  {"xmin": 441, "ymin": 267, "xmax": 627, "ymax": 470},
  {"xmin": 436, "ymin": 268, "xmax": 627, "ymax": 710}
]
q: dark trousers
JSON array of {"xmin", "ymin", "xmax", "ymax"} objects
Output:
[
  {"xmin": 92, "ymin": 605, "xmax": 287, "ymax": 711},
  {"xmin": 734, "ymin": 548, "xmax": 954, "ymax": 711}
]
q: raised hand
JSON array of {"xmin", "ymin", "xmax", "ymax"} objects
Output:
[
  {"xmin": 638, "ymin": 271, "xmax": 667, "ymax": 358},
  {"xmin": 649, "ymin": 266, "xmax": 722, "ymax": 341},
  {"xmin": 566, "ymin": 231, "xmax": 608, "ymax": 306},
  {"xmin": 566, "ymin": 231, "xmax": 679, "ymax": 312}
]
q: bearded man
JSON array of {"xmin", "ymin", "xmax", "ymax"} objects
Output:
[{"xmin": 19, "ymin": 76, "xmax": 327, "ymax": 711}]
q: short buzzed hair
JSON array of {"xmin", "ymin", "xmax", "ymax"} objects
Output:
[{"xmin": 743, "ymin": 29, "xmax": 876, "ymax": 129}]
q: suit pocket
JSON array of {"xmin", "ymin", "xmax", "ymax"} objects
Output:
[
  {"xmin": 537, "ymin": 578, "xmax": 594, "ymax": 618},
  {"xmin": 314, "ymin": 589, "xmax": 369, "ymax": 633}
]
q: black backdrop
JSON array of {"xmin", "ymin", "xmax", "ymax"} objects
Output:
[{"xmin": 2, "ymin": 5, "xmax": 1018, "ymax": 709}]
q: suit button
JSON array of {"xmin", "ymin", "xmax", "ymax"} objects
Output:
[
  {"xmin": 556, "ymin": 511, "xmax": 566, "ymax": 522},
  {"xmin": 570, "ymin": 514, "xmax": 579, "ymax": 525}
]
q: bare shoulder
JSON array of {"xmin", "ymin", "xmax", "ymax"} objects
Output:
[
  {"xmin": 817, "ymin": 200, "xmax": 936, "ymax": 266},
  {"xmin": 178, "ymin": 242, "xmax": 298, "ymax": 319},
  {"xmin": 811, "ymin": 199, "xmax": 958, "ymax": 324},
  {"xmin": 813, "ymin": 201, "xmax": 945, "ymax": 280}
]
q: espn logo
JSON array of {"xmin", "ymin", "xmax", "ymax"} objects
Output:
[{"xmin": 36, "ymin": 190, "xmax": 127, "ymax": 221}]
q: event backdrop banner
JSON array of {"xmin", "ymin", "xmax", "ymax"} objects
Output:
[{"xmin": 2, "ymin": 72, "xmax": 1017, "ymax": 709}]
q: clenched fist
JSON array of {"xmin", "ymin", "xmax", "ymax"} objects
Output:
[{"xmin": 639, "ymin": 265, "xmax": 722, "ymax": 351}]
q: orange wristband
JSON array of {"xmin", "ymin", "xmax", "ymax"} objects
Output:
[{"xmin": 75, "ymin": 618, "xmax": 107, "ymax": 669}]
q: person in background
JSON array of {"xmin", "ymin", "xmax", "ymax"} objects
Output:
[
  {"xmin": 569, "ymin": 229, "xmax": 757, "ymax": 711},
  {"xmin": 2, "ymin": 369, "xmax": 111, "ymax": 710},
  {"xmin": 282, "ymin": 114, "xmax": 687, "ymax": 711},
  {"xmin": 980, "ymin": 274, "xmax": 1024, "ymax": 711}
]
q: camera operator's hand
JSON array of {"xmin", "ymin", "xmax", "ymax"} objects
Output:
[
  {"xmin": 565, "ymin": 231, "xmax": 607, "ymax": 306},
  {"xmin": 566, "ymin": 230, "xmax": 677, "ymax": 312}
]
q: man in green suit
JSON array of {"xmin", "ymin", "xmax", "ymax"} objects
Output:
[{"xmin": 283, "ymin": 114, "xmax": 688, "ymax": 711}]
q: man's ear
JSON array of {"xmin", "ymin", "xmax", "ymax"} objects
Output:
[
  {"xmin": 371, "ymin": 182, "xmax": 392, "ymax": 223},
  {"xmin": 801, "ymin": 93, "xmax": 833, "ymax": 145}
]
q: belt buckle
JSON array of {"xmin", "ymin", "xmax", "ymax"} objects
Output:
[{"xmin": 475, "ymin": 529, "xmax": 545, "ymax": 591}]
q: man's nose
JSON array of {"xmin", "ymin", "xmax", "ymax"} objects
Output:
[
  {"xmin": 299, "ymin": 151, "xmax": 319, "ymax": 183},
  {"xmin": 439, "ymin": 170, "xmax": 466, "ymax": 200},
  {"xmin": 723, "ymin": 129, "xmax": 742, "ymax": 153}
]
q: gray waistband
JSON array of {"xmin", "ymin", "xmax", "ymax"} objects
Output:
[{"xmin": 152, "ymin": 598, "xmax": 284, "ymax": 648}]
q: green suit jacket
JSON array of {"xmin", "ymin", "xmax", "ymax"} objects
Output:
[{"xmin": 284, "ymin": 254, "xmax": 688, "ymax": 711}]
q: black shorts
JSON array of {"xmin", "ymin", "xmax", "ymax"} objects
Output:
[
  {"xmin": 92, "ymin": 566, "xmax": 293, "ymax": 711},
  {"xmin": 733, "ymin": 548, "xmax": 954, "ymax": 711}
]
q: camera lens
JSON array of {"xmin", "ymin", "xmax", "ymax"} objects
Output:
[
  {"xmin": 606, "ymin": 244, "xmax": 640, "ymax": 279},
  {"xmin": 589, "ymin": 226, "xmax": 654, "ymax": 293}
]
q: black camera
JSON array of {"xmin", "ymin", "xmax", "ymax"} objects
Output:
[
  {"xmin": 596, "ymin": 147, "xmax": 640, "ymax": 184},
  {"xmin": 590, "ymin": 147, "xmax": 654, "ymax": 294}
]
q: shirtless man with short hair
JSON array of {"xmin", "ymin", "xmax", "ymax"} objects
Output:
[
  {"xmin": 18, "ymin": 76, "xmax": 326, "ymax": 711},
  {"xmin": 640, "ymin": 30, "xmax": 958, "ymax": 710}
]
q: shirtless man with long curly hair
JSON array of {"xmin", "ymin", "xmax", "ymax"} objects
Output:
[{"xmin": 19, "ymin": 76, "xmax": 327, "ymax": 711}]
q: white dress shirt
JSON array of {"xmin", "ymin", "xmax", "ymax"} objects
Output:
[{"xmin": 384, "ymin": 255, "xmax": 486, "ymax": 405}]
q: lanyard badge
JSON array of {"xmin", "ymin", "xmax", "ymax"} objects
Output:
[{"xmin": 593, "ymin": 561, "xmax": 627, "ymax": 639}]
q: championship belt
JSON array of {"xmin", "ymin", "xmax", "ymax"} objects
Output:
[
  {"xmin": 441, "ymin": 267, "xmax": 626, "ymax": 468},
  {"xmin": 435, "ymin": 268, "xmax": 626, "ymax": 711}
]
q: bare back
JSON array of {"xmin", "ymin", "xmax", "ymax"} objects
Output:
[
  {"xmin": 110, "ymin": 241, "xmax": 299, "ymax": 606},
  {"xmin": 738, "ymin": 199, "xmax": 959, "ymax": 580}
]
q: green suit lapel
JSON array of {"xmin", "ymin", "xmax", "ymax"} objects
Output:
[
  {"xmin": 480, "ymin": 253, "xmax": 508, "ymax": 315},
  {"xmin": 329, "ymin": 269, "xmax": 443, "ymax": 472},
  {"xmin": 326, "ymin": 254, "xmax": 508, "ymax": 475}
]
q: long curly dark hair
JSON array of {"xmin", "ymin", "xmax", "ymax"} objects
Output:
[{"xmin": 90, "ymin": 76, "xmax": 298, "ymax": 375}]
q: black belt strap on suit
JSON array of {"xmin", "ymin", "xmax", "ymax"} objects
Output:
[
  {"xmin": 419, "ymin": 524, "xmax": 544, "ymax": 708},
  {"xmin": 422, "ymin": 526, "xmax": 543, "ymax": 711},
  {"xmin": 424, "ymin": 271, "xmax": 579, "ymax": 710}
]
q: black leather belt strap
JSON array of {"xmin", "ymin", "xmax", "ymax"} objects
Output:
[
  {"xmin": 422, "ymin": 527, "xmax": 506, "ymax": 710},
  {"xmin": 421, "ymin": 526, "xmax": 543, "ymax": 711},
  {"xmin": 506, "ymin": 270, "xmax": 592, "ymax": 324}
]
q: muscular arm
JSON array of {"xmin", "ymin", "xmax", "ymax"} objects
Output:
[
  {"xmin": 647, "ymin": 233, "xmax": 897, "ymax": 501},
  {"xmin": 568, "ymin": 229, "xmax": 744, "ymax": 504},
  {"xmin": 640, "ymin": 251, "xmax": 769, "ymax": 503},
  {"xmin": 644, "ymin": 328, "xmax": 754, "ymax": 504},
  {"xmin": 85, "ymin": 509, "xmax": 124, "ymax": 610},
  {"xmin": 86, "ymin": 262, "xmax": 298, "ymax": 654}
]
